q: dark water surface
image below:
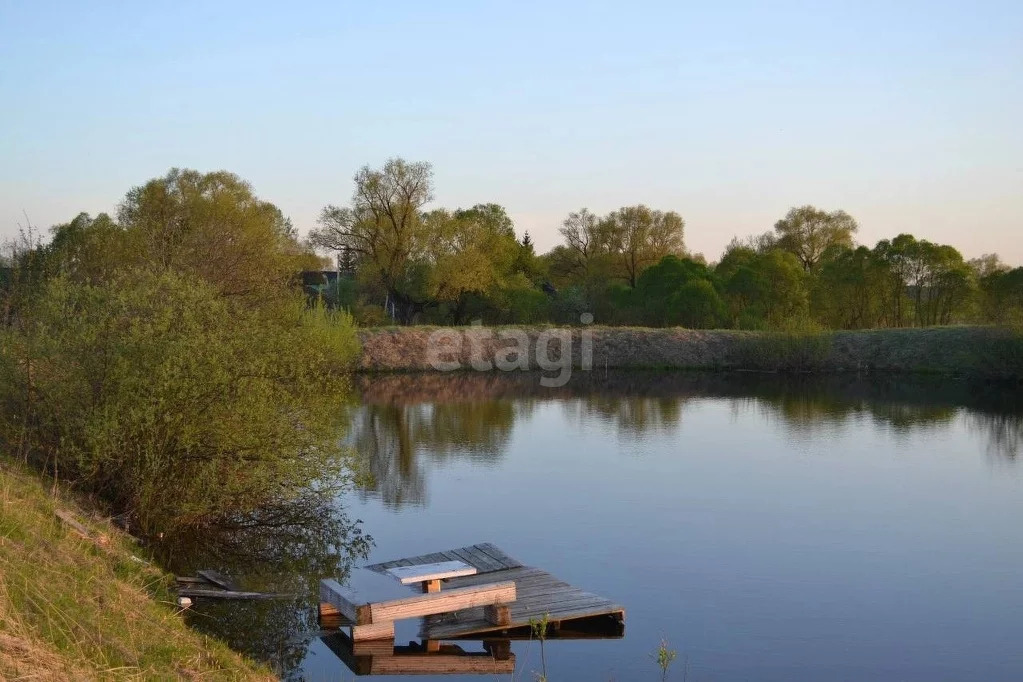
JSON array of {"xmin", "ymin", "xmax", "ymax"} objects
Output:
[{"xmin": 182, "ymin": 372, "xmax": 1023, "ymax": 681}]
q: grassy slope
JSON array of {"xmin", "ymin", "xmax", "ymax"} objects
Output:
[{"xmin": 0, "ymin": 459, "xmax": 273, "ymax": 682}]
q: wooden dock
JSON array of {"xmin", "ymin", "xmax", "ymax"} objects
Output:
[{"xmin": 363, "ymin": 542, "xmax": 625, "ymax": 640}]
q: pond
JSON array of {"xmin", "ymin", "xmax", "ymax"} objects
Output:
[{"xmin": 177, "ymin": 371, "xmax": 1023, "ymax": 681}]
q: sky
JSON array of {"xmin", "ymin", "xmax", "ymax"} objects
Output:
[{"xmin": 1, "ymin": 0, "xmax": 1021, "ymax": 263}]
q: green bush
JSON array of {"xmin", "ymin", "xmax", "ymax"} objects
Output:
[{"xmin": 0, "ymin": 270, "xmax": 360, "ymax": 534}]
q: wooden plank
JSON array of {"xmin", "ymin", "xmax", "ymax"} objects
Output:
[
  {"xmin": 385, "ymin": 560, "xmax": 476, "ymax": 585},
  {"xmin": 351, "ymin": 620, "xmax": 395, "ymax": 641},
  {"xmin": 466, "ymin": 544, "xmax": 507, "ymax": 573},
  {"xmin": 365, "ymin": 544, "xmax": 515, "ymax": 575},
  {"xmin": 451, "ymin": 546, "xmax": 502, "ymax": 573},
  {"xmin": 54, "ymin": 510, "xmax": 93, "ymax": 541},
  {"xmin": 476, "ymin": 543, "xmax": 523, "ymax": 569},
  {"xmin": 175, "ymin": 576, "xmax": 213, "ymax": 585},
  {"xmin": 422, "ymin": 595, "xmax": 624, "ymax": 639},
  {"xmin": 369, "ymin": 581, "xmax": 516, "ymax": 623},
  {"xmin": 196, "ymin": 569, "xmax": 238, "ymax": 591},
  {"xmin": 320, "ymin": 578, "xmax": 370, "ymax": 624},
  {"xmin": 174, "ymin": 588, "xmax": 293, "ymax": 600},
  {"xmin": 441, "ymin": 566, "xmax": 548, "ymax": 588}
]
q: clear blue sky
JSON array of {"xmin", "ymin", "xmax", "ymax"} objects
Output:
[{"xmin": 2, "ymin": 1, "xmax": 1021, "ymax": 262}]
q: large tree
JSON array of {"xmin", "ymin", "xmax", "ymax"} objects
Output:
[
  {"xmin": 601, "ymin": 205, "xmax": 686, "ymax": 287},
  {"xmin": 311, "ymin": 158, "xmax": 435, "ymax": 322},
  {"xmin": 716, "ymin": 245, "xmax": 809, "ymax": 328},
  {"xmin": 424, "ymin": 204, "xmax": 522, "ymax": 323},
  {"xmin": 872, "ymin": 234, "xmax": 974, "ymax": 327},
  {"xmin": 774, "ymin": 205, "xmax": 858, "ymax": 271},
  {"xmin": 557, "ymin": 208, "xmax": 608, "ymax": 279},
  {"xmin": 118, "ymin": 168, "xmax": 310, "ymax": 299},
  {"xmin": 811, "ymin": 245, "xmax": 886, "ymax": 329}
]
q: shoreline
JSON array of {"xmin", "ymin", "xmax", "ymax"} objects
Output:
[{"xmin": 357, "ymin": 325, "xmax": 1023, "ymax": 380}]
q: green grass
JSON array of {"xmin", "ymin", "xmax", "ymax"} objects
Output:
[
  {"xmin": 0, "ymin": 458, "xmax": 272, "ymax": 681},
  {"xmin": 730, "ymin": 329, "xmax": 835, "ymax": 372}
]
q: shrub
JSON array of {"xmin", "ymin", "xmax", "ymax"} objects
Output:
[{"xmin": 0, "ymin": 270, "xmax": 360, "ymax": 534}]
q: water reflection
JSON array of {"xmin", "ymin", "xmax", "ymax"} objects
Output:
[
  {"xmin": 347, "ymin": 400, "xmax": 526, "ymax": 507},
  {"xmin": 353, "ymin": 372, "xmax": 1022, "ymax": 508},
  {"xmin": 155, "ymin": 495, "xmax": 371, "ymax": 679}
]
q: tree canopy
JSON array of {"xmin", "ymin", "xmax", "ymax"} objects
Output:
[{"xmin": 774, "ymin": 205, "xmax": 858, "ymax": 271}]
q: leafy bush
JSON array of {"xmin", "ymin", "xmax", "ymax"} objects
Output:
[{"xmin": 0, "ymin": 271, "xmax": 360, "ymax": 534}]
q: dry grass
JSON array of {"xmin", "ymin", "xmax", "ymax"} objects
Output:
[
  {"xmin": 357, "ymin": 325, "xmax": 1023, "ymax": 379},
  {"xmin": 0, "ymin": 459, "xmax": 273, "ymax": 682}
]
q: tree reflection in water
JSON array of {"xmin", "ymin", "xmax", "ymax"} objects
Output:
[
  {"xmin": 155, "ymin": 494, "xmax": 371, "ymax": 679},
  {"xmin": 346, "ymin": 400, "xmax": 526, "ymax": 507},
  {"xmin": 352, "ymin": 372, "xmax": 1022, "ymax": 509}
]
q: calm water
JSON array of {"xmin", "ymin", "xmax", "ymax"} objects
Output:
[{"xmin": 179, "ymin": 372, "xmax": 1023, "ymax": 681}]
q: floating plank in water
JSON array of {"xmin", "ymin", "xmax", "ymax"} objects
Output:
[
  {"xmin": 196, "ymin": 569, "xmax": 239, "ymax": 591},
  {"xmin": 175, "ymin": 588, "xmax": 295, "ymax": 600}
]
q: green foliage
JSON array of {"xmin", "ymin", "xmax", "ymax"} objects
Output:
[
  {"xmin": 977, "ymin": 267, "xmax": 1023, "ymax": 324},
  {"xmin": 774, "ymin": 205, "xmax": 858, "ymax": 271},
  {"xmin": 118, "ymin": 168, "xmax": 316, "ymax": 300},
  {"xmin": 306, "ymin": 160, "xmax": 997, "ymax": 332},
  {"xmin": 812, "ymin": 246, "xmax": 886, "ymax": 329},
  {"xmin": 601, "ymin": 205, "xmax": 686, "ymax": 287},
  {"xmin": 634, "ymin": 255, "xmax": 724, "ymax": 327},
  {"xmin": 871, "ymin": 234, "xmax": 974, "ymax": 327},
  {"xmin": 654, "ymin": 638, "xmax": 678, "ymax": 682},
  {"xmin": 311, "ymin": 159, "xmax": 436, "ymax": 322},
  {"xmin": 672, "ymin": 279, "xmax": 727, "ymax": 328},
  {"xmin": 1, "ymin": 270, "xmax": 360, "ymax": 535},
  {"xmin": 718, "ymin": 247, "xmax": 809, "ymax": 329}
]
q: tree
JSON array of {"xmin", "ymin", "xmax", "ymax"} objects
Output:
[
  {"xmin": 311, "ymin": 158, "xmax": 435, "ymax": 323},
  {"xmin": 978, "ymin": 267, "xmax": 1023, "ymax": 324},
  {"xmin": 872, "ymin": 234, "xmax": 974, "ymax": 327},
  {"xmin": 969, "ymin": 253, "xmax": 1008, "ymax": 279},
  {"xmin": 423, "ymin": 205, "xmax": 521, "ymax": 323},
  {"xmin": 41, "ymin": 212, "xmax": 129, "ymax": 285},
  {"xmin": 119, "ymin": 169, "xmax": 310, "ymax": 300},
  {"xmin": 872, "ymin": 234, "xmax": 916, "ymax": 327},
  {"xmin": 633, "ymin": 255, "xmax": 719, "ymax": 326},
  {"xmin": 672, "ymin": 278, "xmax": 726, "ymax": 329},
  {"xmin": 602, "ymin": 205, "xmax": 686, "ymax": 287},
  {"xmin": 557, "ymin": 208, "xmax": 608, "ymax": 279},
  {"xmin": 716, "ymin": 247, "xmax": 809, "ymax": 328},
  {"xmin": 774, "ymin": 205, "xmax": 858, "ymax": 271},
  {"xmin": 812, "ymin": 246, "xmax": 886, "ymax": 329}
]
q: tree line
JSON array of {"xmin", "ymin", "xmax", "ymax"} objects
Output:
[{"xmin": 306, "ymin": 158, "xmax": 1022, "ymax": 329}]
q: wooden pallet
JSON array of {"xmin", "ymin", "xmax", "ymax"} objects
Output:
[{"xmin": 364, "ymin": 543, "xmax": 625, "ymax": 640}]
